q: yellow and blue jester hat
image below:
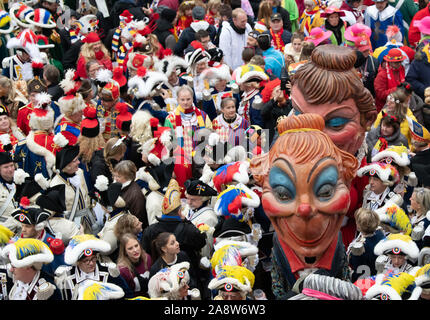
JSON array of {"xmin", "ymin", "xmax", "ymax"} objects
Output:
[
  {"xmin": 77, "ymin": 280, "xmax": 125, "ymax": 300},
  {"xmin": 1, "ymin": 238, "xmax": 53, "ymax": 268}
]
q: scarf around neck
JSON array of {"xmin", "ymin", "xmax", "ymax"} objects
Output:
[{"xmin": 230, "ymin": 20, "xmax": 246, "ymax": 34}]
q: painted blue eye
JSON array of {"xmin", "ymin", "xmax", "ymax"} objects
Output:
[
  {"xmin": 325, "ymin": 117, "xmax": 350, "ymax": 130},
  {"xmin": 313, "ymin": 166, "xmax": 338, "ymax": 202},
  {"xmin": 293, "ymin": 108, "xmax": 302, "ymax": 116},
  {"xmin": 269, "ymin": 167, "xmax": 296, "ymax": 202}
]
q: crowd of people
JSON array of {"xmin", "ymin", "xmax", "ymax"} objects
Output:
[{"xmin": 0, "ymin": 0, "xmax": 429, "ymax": 301}]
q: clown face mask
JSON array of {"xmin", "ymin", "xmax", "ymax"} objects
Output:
[
  {"xmin": 251, "ymin": 113, "xmax": 358, "ymax": 269},
  {"xmin": 262, "ymin": 156, "xmax": 351, "ymax": 264}
]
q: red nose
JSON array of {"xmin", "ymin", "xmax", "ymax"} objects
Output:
[{"xmin": 297, "ymin": 203, "xmax": 312, "ymax": 218}]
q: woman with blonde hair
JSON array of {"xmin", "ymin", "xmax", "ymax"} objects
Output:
[
  {"xmin": 409, "ymin": 187, "xmax": 430, "ymax": 249},
  {"xmin": 76, "ymin": 32, "xmax": 112, "ymax": 79},
  {"xmin": 117, "ymin": 233, "xmax": 152, "ymax": 297},
  {"xmin": 0, "ymin": 76, "xmax": 28, "ymax": 120},
  {"xmin": 255, "ymin": 1, "xmax": 273, "ymax": 33}
]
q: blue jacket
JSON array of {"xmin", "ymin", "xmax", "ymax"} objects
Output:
[{"xmin": 406, "ymin": 47, "xmax": 430, "ymax": 100}]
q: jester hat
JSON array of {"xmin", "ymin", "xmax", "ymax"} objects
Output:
[
  {"xmin": 64, "ymin": 234, "xmax": 111, "ymax": 265},
  {"xmin": 2, "ymin": 238, "xmax": 53, "ymax": 268}
]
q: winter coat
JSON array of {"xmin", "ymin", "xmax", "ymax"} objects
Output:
[
  {"xmin": 366, "ymin": 124, "xmax": 409, "ymax": 157},
  {"xmin": 173, "ymin": 20, "xmax": 217, "ymax": 56},
  {"xmin": 406, "ymin": 47, "xmax": 430, "ymax": 100},
  {"xmin": 374, "ymin": 62, "xmax": 405, "ymax": 112},
  {"xmin": 218, "ymin": 21, "xmax": 253, "ymax": 71}
]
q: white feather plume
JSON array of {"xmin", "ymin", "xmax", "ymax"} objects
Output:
[
  {"xmin": 95, "ymin": 68, "xmax": 113, "ymax": 83},
  {"xmin": 35, "ymin": 92, "xmax": 52, "ymax": 107}
]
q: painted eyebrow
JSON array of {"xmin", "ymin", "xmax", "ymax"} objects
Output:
[
  {"xmin": 307, "ymin": 157, "xmax": 334, "ymax": 183},
  {"xmin": 274, "ymin": 158, "xmax": 296, "ymax": 182}
]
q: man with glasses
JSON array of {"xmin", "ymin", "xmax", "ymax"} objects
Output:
[{"xmin": 54, "ymin": 234, "xmax": 132, "ymax": 300}]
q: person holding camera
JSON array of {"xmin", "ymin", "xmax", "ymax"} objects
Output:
[{"xmin": 260, "ymin": 74, "xmax": 292, "ymax": 145}]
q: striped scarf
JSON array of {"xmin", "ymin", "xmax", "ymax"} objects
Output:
[
  {"xmin": 270, "ymin": 28, "xmax": 285, "ymax": 52},
  {"xmin": 173, "ymin": 105, "xmax": 205, "ymax": 155},
  {"xmin": 116, "ymin": 42, "xmax": 133, "ymax": 66},
  {"xmin": 112, "ymin": 27, "xmax": 122, "ymax": 53}
]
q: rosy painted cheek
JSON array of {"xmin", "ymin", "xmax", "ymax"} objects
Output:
[
  {"xmin": 324, "ymin": 191, "xmax": 350, "ymax": 213},
  {"xmin": 326, "ymin": 125, "xmax": 363, "ymax": 154},
  {"xmin": 262, "ymin": 195, "xmax": 289, "ymax": 217}
]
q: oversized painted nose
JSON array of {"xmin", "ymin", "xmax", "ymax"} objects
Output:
[{"xmin": 297, "ymin": 203, "xmax": 312, "ymax": 218}]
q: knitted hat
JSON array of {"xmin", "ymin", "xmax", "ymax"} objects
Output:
[
  {"xmin": 115, "ymin": 102, "xmax": 132, "ymax": 132},
  {"xmin": 0, "ymin": 10, "xmax": 15, "ymax": 34},
  {"xmin": 161, "ymin": 179, "xmax": 182, "ymax": 214},
  {"xmin": 357, "ymin": 161, "xmax": 400, "ymax": 186},
  {"xmin": 81, "ymin": 106, "xmax": 100, "ymax": 138},
  {"xmin": 25, "ymin": 8, "xmax": 56, "ymax": 29},
  {"xmin": 371, "ymin": 145, "xmax": 410, "ymax": 167},
  {"xmin": 64, "ymin": 234, "xmax": 111, "ymax": 265},
  {"xmin": 2, "ymin": 238, "xmax": 53, "ymax": 268},
  {"xmin": 192, "ymin": 6, "xmax": 206, "ymax": 20},
  {"xmin": 374, "ymin": 233, "xmax": 419, "ymax": 259}
]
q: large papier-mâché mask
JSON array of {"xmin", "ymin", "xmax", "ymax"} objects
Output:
[{"xmin": 251, "ymin": 113, "xmax": 358, "ymax": 267}]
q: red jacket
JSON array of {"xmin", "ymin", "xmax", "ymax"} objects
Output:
[
  {"xmin": 374, "ymin": 63, "xmax": 405, "ymax": 112},
  {"xmin": 409, "ymin": 5, "xmax": 430, "ymax": 48}
]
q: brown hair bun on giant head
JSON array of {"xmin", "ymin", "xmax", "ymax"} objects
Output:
[{"xmin": 292, "ymin": 44, "xmax": 375, "ymax": 127}]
